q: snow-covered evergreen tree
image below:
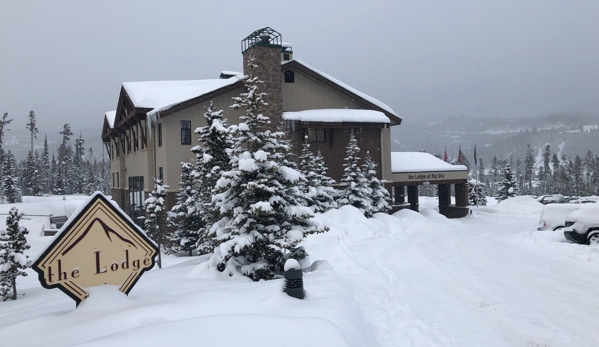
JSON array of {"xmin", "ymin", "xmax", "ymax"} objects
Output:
[
  {"xmin": 0, "ymin": 207, "xmax": 31, "ymax": 301},
  {"xmin": 25, "ymin": 111, "xmax": 38, "ymax": 155},
  {"xmin": 190, "ymin": 102, "xmax": 234, "ymax": 255},
  {"xmin": 71, "ymin": 134, "xmax": 85, "ymax": 194},
  {"xmin": 144, "ymin": 178, "xmax": 169, "ymax": 268},
  {"xmin": 337, "ymin": 131, "xmax": 372, "ymax": 217},
  {"xmin": 496, "ymin": 164, "xmax": 519, "ymax": 202},
  {"xmin": 50, "ymin": 153, "xmax": 58, "ymax": 194},
  {"xmin": 210, "ymin": 59, "xmax": 325, "ymax": 280},
  {"xmin": 169, "ymin": 162, "xmax": 200, "ymax": 256},
  {"xmin": 0, "ymin": 113, "xmax": 13, "ymax": 201},
  {"xmin": 99, "ymin": 158, "xmax": 110, "ymax": 194},
  {"xmin": 2, "ymin": 151, "xmax": 22, "ymax": 203},
  {"xmin": 362, "ymin": 151, "xmax": 391, "ymax": 215},
  {"xmin": 38, "ymin": 136, "xmax": 52, "ymax": 194},
  {"xmin": 55, "ymin": 123, "xmax": 73, "ymax": 195},
  {"xmin": 468, "ymin": 179, "xmax": 487, "ymax": 206},
  {"xmin": 21, "ymin": 151, "xmax": 39, "ymax": 196},
  {"xmin": 298, "ymin": 140, "xmax": 337, "ymax": 213}
]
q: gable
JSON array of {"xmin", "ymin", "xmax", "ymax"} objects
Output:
[{"xmin": 281, "ymin": 60, "xmax": 401, "ymax": 125}]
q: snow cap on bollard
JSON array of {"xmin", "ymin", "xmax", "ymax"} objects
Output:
[{"xmin": 283, "ymin": 259, "xmax": 304, "ymax": 299}]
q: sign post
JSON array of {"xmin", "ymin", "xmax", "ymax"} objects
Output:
[{"xmin": 32, "ymin": 193, "xmax": 158, "ymax": 305}]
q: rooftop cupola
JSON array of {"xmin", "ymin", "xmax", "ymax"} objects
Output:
[{"xmin": 241, "ymin": 27, "xmax": 282, "ymax": 53}]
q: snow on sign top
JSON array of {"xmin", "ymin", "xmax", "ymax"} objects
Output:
[
  {"xmin": 283, "ymin": 109, "xmax": 390, "ymax": 123},
  {"xmin": 283, "ymin": 59, "xmax": 399, "ymax": 119},
  {"xmin": 391, "ymin": 152, "xmax": 467, "ymax": 173},
  {"xmin": 123, "ymin": 77, "xmax": 242, "ymax": 118},
  {"xmin": 105, "ymin": 111, "xmax": 116, "ymax": 128}
]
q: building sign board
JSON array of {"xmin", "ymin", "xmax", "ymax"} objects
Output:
[
  {"xmin": 390, "ymin": 170, "xmax": 467, "ymax": 183},
  {"xmin": 32, "ymin": 193, "xmax": 158, "ymax": 305}
]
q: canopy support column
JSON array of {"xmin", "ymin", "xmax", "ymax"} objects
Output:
[
  {"xmin": 407, "ymin": 186, "xmax": 419, "ymax": 212},
  {"xmin": 394, "ymin": 185, "xmax": 405, "ymax": 204}
]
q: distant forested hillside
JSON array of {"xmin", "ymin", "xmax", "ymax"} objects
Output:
[{"xmin": 392, "ymin": 112, "xmax": 599, "ymax": 167}]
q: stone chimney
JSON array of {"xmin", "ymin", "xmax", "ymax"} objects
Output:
[{"xmin": 241, "ymin": 27, "xmax": 283, "ymax": 127}]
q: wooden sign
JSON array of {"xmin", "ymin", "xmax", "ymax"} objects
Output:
[{"xmin": 32, "ymin": 193, "xmax": 158, "ymax": 305}]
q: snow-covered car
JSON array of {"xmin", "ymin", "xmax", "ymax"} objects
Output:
[
  {"xmin": 537, "ymin": 195, "xmax": 565, "ymax": 205},
  {"xmin": 562, "ymin": 204, "xmax": 599, "ymax": 245},
  {"xmin": 569, "ymin": 196, "xmax": 599, "ymax": 204},
  {"xmin": 537, "ymin": 204, "xmax": 581, "ymax": 231}
]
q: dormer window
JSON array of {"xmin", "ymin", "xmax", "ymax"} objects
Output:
[{"xmin": 284, "ymin": 70, "xmax": 294, "ymax": 83}]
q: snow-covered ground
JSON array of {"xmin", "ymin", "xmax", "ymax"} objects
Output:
[{"xmin": 1, "ymin": 196, "xmax": 598, "ymax": 346}]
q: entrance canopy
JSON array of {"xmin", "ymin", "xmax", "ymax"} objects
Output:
[
  {"xmin": 390, "ymin": 152, "xmax": 467, "ymax": 185},
  {"xmin": 387, "ymin": 152, "xmax": 469, "ymax": 218}
]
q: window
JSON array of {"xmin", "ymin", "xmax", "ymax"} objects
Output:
[
  {"xmin": 128, "ymin": 176, "xmax": 145, "ymax": 227},
  {"xmin": 158, "ymin": 123, "xmax": 163, "ymax": 147},
  {"xmin": 307, "ymin": 128, "xmax": 326, "ymax": 142},
  {"xmin": 283, "ymin": 53, "xmax": 290, "ymax": 61},
  {"xmin": 284, "ymin": 70, "xmax": 294, "ymax": 83},
  {"xmin": 158, "ymin": 167, "xmax": 163, "ymax": 181},
  {"xmin": 112, "ymin": 172, "xmax": 120, "ymax": 188},
  {"xmin": 181, "ymin": 120, "xmax": 191, "ymax": 145}
]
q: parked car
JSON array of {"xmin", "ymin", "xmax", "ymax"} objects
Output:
[
  {"xmin": 537, "ymin": 195, "xmax": 566, "ymax": 205},
  {"xmin": 563, "ymin": 204, "xmax": 599, "ymax": 245},
  {"xmin": 569, "ymin": 196, "xmax": 599, "ymax": 204},
  {"xmin": 537, "ymin": 204, "xmax": 581, "ymax": 231}
]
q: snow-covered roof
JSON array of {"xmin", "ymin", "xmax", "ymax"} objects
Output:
[
  {"xmin": 105, "ymin": 110, "xmax": 116, "ymax": 128},
  {"xmin": 123, "ymin": 77, "xmax": 242, "ymax": 118},
  {"xmin": 283, "ymin": 59, "xmax": 399, "ymax": 120},
  {"xmin": 391, "ymin": 152, "xmax": 467, "ymax": 173},
  {"xmin": 220, "ymin": 71, "xmax": 243, "ymax": 77},
  {"xmin": 282, "ymin": 42, "xmax": 293, "ymax": 47},
  {"xmin": 283, "ymin": 109, "xmax": 390, "ymax": 123}
]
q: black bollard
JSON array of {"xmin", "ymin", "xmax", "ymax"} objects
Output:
[{"xmin": 284, "ymin": 260, "xmax": 304, "ymax": 299}]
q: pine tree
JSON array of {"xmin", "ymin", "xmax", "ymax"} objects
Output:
[
  {"xmin": 190, "ymin": 102, "xmax": 234, "ymax": 255},
  {"xmin": 169, "ymin": 162, "xmax": 199, "ymax": 256},
  {"xmin": 491, "ymin": 156, "xmax": 498, "ymax": 195},
  {"xmin": 524, "ymin": 144, "xmax": 535, "ymax": 194},
  {"xmin": 2, "ymin": 151, "xmax": 22, "ymax": 203},
  {"xmin": 0, "ymin": 207, "xmax": 31, "ymax": 301},
  {"xmin": 298, "ymin": 140, "xmax": 337, "ymax": 213},
  {"xmin": 573, "ymin": 155, "xmax": 583, "ymax": 197},
  {"xmin": 468, "ymin": 179, "xmax": 487, "ymax": 206},
  {"xmin": 337, "ymin": 131, "xmax": 372, "ymax": 216},
  {"xmin": 496, "ymin": 164, "xmax": 519, "ymax": 202},
  {"xmin": 21, "ymin": 151, "xmax": 38, "ymax": 196},
  {"xmin": 51, "ymin": 153, "xmax": 58, "ymax": 194},
  {"xmin": 542, "ymin": 145, "xmax": 551, "ymax": 193},
  {"xmin": 362, "ymin": 151, "xmax": 391, "ymax": 215},
  {"xmin": 72, "ymin": 134, "xmax": 85, "ymax": 194},
  {"xmin": 144, "ymin": 178, "xmax": 169, "ymax": 269},
  {"xmin": 26, "ymin": 111, "xmax": 39, "ymax": 155},
  {"xmin": 0, "ymin": 113, "xmax": 13, "ymax": 201},
  {"xmin": 56, "ymin": 123, "xmax": 73, "ymax": 194},
  {"xmin": 211, "ymin": 58, "xmax": 325, "ymax": 280},
  {"xmin": 0, "ymin": 113, "xmax": 12, "ymax": 163}
]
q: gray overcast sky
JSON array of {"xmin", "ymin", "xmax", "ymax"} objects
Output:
[{"xmin": 1, "ymin": 0, "xmax": 598, "ymax": 134}]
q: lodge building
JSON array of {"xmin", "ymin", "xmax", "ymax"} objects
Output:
[{"xmin": 101, "ymin": 27, "xmax": 469, "ymax": 223}]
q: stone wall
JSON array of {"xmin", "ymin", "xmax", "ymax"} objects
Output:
[{"xmin": 243, "ymin": 45, "xmax": 283, "ymax": 129}]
